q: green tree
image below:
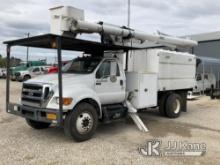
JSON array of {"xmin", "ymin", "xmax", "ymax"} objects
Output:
[{"xmin": 0, "ymin": 58, "xmax": 6, "ymax": 67}]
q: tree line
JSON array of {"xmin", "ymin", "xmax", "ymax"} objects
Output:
[{"xmin": 0, "ymin": 54, "xmax": 22, "ymax": 68}]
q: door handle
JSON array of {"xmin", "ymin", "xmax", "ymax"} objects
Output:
[
  {"xmin": 120, "ymin": 80, "xmax": 123, "ymax": 86},
  {"xmin": 96, "ymin": 82, "xmax": 101, "ymax": 85}
]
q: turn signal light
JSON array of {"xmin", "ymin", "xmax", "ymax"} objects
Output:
[
  {"xmin": 63, "ymin": 98, "xmax": 73, "ymax": 105},
  {"xmin": 56, "ymin": 97, "xmax": 73, "ymax": 106}
]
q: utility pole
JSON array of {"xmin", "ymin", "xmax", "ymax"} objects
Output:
[
  {"xmin": 125, "ymin": 0, "xmax": 131, "ymax": 71},
  {"xmin": 25, "ymin": 33, "xmax": 30, "ymax": 62},
  {"xmin": 127, "ymin": 0, "xmax": 131, "ymax": 28}
]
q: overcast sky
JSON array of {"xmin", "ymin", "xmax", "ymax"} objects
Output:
[{"xmin": 1, "ymin": 0, "xmax": 220, "ymax": 63}]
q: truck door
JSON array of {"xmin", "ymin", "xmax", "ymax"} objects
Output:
[
  {"xmin": 95, "ymin": 60, "xmax": 125, "ymax": 105},
  {"xmin": 32, "ymin": 67, "xmax": 41, "ymax": 75}
]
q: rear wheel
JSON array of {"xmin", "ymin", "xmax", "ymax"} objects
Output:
[
  {"xmin": 26, "ymin": 119, "xmax": 51, "ymax": 129},
  {"xmin": 165, "ymin": 93, "xmax": 183, "ymax": 118},
  {"xmin": 64, "ymin": 103, "xmax": 98, "ymax": 142},
  {"xmin": 210, "ymin": 85, "xmax": 215, "ymax": 99},
  {"xmin": 158, "ymin": 94, "xmax": 167, "ymax": 116}
]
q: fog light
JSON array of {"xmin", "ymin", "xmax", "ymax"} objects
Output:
[{"xmin": 46, "ymin": 113, "xmax": 57, "ymax": 120}]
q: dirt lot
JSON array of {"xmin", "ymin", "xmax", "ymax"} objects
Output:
[{"xmin": 0, "ymin": 79, "xmax": 220, "ymax": 165}]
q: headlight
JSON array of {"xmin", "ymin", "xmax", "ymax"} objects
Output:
[
  {"xmin": 56, "ymin": 97, "xmax": 73, "ymax": 106},
  {"xmin": 15, "ymin": 72, "xmax": 21, "ymax": 76}
]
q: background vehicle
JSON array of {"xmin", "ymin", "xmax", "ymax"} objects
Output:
[
  {"xmin": 47, "ymin": 61, "xmax": 69, "ymax": 74},
  {"xmin": 0, "ymin": 68, "xmax": 6, "ymax": 78},
  {"xmin": 10, "ymin": 60, "xmax": 47, "ymax": 80},
  {"xmin": 5, "ymin": 6, "xmax": 197, "ymax": 142},
  {"xmin": 194, "ymin": 73, "xmax": 216, "ymax": 93},
  {"xmin": 15, "ymin": 66, "xmax": 48, "ymax": 81},
  {"xmin": 47, "ymin": 66, "xmax": 58, "ymax": 73}
]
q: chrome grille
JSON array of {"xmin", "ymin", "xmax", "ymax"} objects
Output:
[{"xmin": 22, "ymin": 83, "xmax": 43, "ymax": 107}]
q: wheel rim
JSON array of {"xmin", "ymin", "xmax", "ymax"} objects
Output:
[
  {"xmin": 173, "ymin": 99, "xmax": 181, "ymax": 114},
  {"xmin": 76, "ymin": 112, "xmax": 94, "ymax": 134},
  {"xmin": 24, "ymin": 76, "xmax": 30, "ymax": 81}
]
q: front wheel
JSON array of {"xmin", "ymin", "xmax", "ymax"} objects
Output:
[
  {"xmin": 26, "ymin": 119, "xmax": 51, "ymax": 129},
  {"xmin": 64, "ymin": 103, "xmax": 98, "ymax": 142},
  {"xmin": 23, "ymin": 75, "xmax": 31, "ymax": 81},
  {"xmin": 165, "ymin": 93, "xmax": 183, "ymax": 118}
]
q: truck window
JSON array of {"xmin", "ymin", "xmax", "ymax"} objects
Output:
[
  {"xmin": 96, "ymin": 61, "xmax": 110, "ymax": 79},
  {"xmin": 196, "ymin": 74, "xmax": 202, "ymax": 81},
  {"xmin": 62, "ymin": 57, "xmax": 101, "ymax": 74},
  {"xmin": 33, "ymin": 68, "xmax": 40, "ymax": 72},
  {"xmin": 204, "ymin": 74, "xmax": 208, "ymax": 79},
  {"xmin": 96, "ymin": 60, "xmax": 120, "ymax": 79}
]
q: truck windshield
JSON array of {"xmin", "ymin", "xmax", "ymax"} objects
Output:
[
  {"xmin": 62, "ymin": 57, "xmax": 101, "ymax": 74},
  {"xmin": 28, "ymin": 67, "xmax": 34, "ymax": 72}
]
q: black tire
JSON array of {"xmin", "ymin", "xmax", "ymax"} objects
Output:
[
  {"xmin": 210, "ymin": 85, "xmax": 215, "ymax": 99},
  {"xmin": 64, "ymin": 102, "xmax": 98, "ymax": 142},
  {"xmin": 158, "ymin": 94, "xmax": 168, "ymax": 116},
  {"xmin": 23, "ymin": 75, "xmax": 31, "ymax": 81},
  {"xmin": 165, "ymin": 93, "xmax": 183, "ymax": 118},
  {"xmin": 26, "ymin": 119, "xmax": 51, "ymax": 129}
]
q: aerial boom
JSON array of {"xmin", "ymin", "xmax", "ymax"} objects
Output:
[{"xmin": 50, "ymin": 6, "xmax": 197, "ymax": 48}]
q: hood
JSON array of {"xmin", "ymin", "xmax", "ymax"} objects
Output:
[
  {"xmin": 26, "ymin": 73, "xmax": 94, "ymax": 87},
  {"xmin": 18, "ymin": 70, "xmax": 29, "ymax": 74},
  {"xmin": 11, "ymin": 66, "xmax": 27, "ymax": 71}
]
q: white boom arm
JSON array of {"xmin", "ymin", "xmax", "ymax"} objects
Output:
[{"xmin": 50, "ymin": 6, "xmax": 197, "ymax": 47}]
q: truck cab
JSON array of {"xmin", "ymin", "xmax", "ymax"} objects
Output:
[{"xmin": 23, "ymin": 56, "xmax": 126, "ymax": 111}]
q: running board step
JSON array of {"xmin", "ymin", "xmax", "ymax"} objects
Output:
[{"xmin": 102, "ymin": 104, "xmax": 127, "ymax": 123}]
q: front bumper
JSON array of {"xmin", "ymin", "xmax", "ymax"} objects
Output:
[
  {"xmin": 7, "ymin": 103, "xmax": 61, "ymax": 124},
  {"xmin": 15, "ymin": 75, "xmax": 23, "ymax": 81}
]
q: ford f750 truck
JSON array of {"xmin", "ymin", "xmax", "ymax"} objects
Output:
[
  {"xmin": 4, "ymin": 6, "xmax": 197, "ymax": 141},
  {"xmin": 9, "ymin": 48, "xmax": 196, "ymax": 141}
]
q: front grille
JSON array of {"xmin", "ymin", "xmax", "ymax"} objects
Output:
[
  {"xmin": 15, "ymin": 72, "xmax": 21, "ymax": 77},
  {"xmin": 22, "ymin": 83, "xmax": 44, "ymax": 107}
]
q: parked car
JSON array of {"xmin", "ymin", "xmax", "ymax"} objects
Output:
[
  {"xmin": 0, "ymin": 68, "xmax": 6, "ymax": 78},
  {"xmin": 47, "ymin": 66, "xmax": 58, "ymax": 73},
  {"xmin": 10, "ymin": 60, "xmax": 47, "ymax": 80},
  {"xmin": 47, "ymin": 61, "xmax": 69, "ymax": 74},
  {"xmin": 193, "ymin": 73, "xmax": 216, "ymax": 93},
  {"xmin": 15, "ymin": 66, "xmax": 48, "ymax": 81}
]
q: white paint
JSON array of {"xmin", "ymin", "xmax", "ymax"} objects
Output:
[
  {"xmin": 128, "ymin": 49, "xmax": 196, "ymax": 91},
  {"xmin": 49, "ymin": 6, "xmax": 197, "ymax": 47}
]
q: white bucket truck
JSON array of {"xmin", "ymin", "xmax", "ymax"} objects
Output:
[{"xmin": 5, "ymin": 6, "xmax": 197, "ymax": 141}]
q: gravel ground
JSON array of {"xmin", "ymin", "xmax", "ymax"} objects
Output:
[{"xmin": 0, "ymin": 79, "xmax": 220, "ymax": 165}]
